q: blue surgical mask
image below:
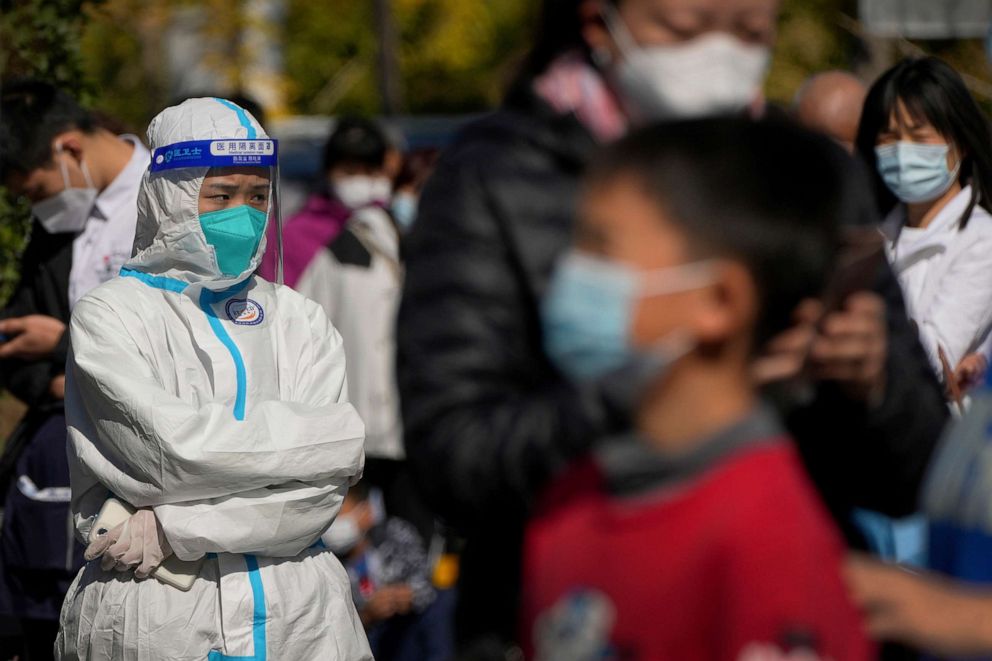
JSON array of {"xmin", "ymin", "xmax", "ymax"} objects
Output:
[
  {"xmin": 875, "ymin": 141, "xmax": 961, "ymax": 204},
  {"xmin": 391, "ymin": 192, "xmax": 418, "ymax": 231},
  {"xmin": 541, "ymin": 251, "xmax": 712, "ymax": 381},
  {"xmin": 199, "ymin": 205, "xmax": 268, "ymax": 277}
]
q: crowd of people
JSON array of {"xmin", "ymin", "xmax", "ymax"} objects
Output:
[{"xmin": 2, "ymin": 0, "xmax": 992, "ymax": 659}]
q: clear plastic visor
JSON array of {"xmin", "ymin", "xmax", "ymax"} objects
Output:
[{"xmin": 150, "ymin": 138, "xmax": 284, "ymax": 283}]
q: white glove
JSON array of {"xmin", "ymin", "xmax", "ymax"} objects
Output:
[{"xmin": 84, "ymin": 508, "xmax": 174, "ymax": 579}]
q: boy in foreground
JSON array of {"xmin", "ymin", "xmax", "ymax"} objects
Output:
[{"xmin": 524, "ymin": 117, "xmax": 873, "ymax": 660}]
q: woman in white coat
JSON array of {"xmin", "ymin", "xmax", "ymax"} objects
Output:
[
  {"xmin": 857, "ymin": 57, "xmax": 992, "ymax": 393},
  {"xmin": 55, "ymin": 99, "xmax": 372, "ymax": 660}
]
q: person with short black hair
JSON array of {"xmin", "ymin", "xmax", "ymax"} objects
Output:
[
  {"xmin": 0, "ymin": 79, "xmax": 146, "ymax": 659},
  {"xmin": 523, "ymin": 116, "xmax": 873, "ymax": 660},
  {"xmin": 323, "ymin": 117, "xmax": 390, "ymax": 200},
  {"xmin": 261, "ymin": 116, "xmax": 392, "ymax": 289}
]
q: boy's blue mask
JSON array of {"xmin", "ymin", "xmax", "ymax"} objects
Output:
[
  {"xmin": 540, "ymin": 251, "xmax": 711, "ymax": 382},
  {"xmin": 199, "ymin": 205, "xmax": 268, "ymax": 277},
  {"xmin": 875, "ymin": 141, "xmax": 961, "ymax": 204},
  {"xmin": 391, "ymin": 193, "xmax": 418, "ymax": 231}
]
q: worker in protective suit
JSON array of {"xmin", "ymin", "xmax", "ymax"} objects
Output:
[{"xmin": 55, "ymin": 98, "xmax": 372, "ymax": 660}]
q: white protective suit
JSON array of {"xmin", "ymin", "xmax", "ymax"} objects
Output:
[
  {"xmin": 883, "ymin": 185, "xmax": 992, "ymax": 377},
  {"xmin": 55, "ymin": 99, "xmax": 372, "ymax": 660}
]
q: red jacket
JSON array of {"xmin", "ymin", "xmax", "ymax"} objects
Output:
[{"xmin": 521, "ymin": 410, "xmax": 873, "ymax": 661}]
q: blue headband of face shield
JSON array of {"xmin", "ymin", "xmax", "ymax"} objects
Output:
[{"xmin": 149, "ymin": 139, "xmax": 278, "ymax": 172}]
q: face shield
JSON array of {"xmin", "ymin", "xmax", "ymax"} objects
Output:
[{"xmin": 149, "ymin": 136, "xmax": 284, "ymax": 284}]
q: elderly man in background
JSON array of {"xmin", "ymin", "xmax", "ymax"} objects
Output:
[{"xmin": 794, "ymin": 70, "xmax": 868, "ymax": 152}]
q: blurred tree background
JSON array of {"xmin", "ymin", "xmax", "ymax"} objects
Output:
[
  {"xmin": 3, "ymin": 0, "xmax": 992, "ymax": 308},
  {"xmin": 0, "ymin": 0, "xmax": 100, "ymax": 304},
  {"xmin": 0, "ymin": 0, "xmax": 101, "ymax": 434},
  {"xmin": 74, "ymin": 0, "xmax": 992, "ymax": 130}
]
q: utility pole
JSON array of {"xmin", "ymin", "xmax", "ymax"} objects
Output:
[{"xmin": 374, "ymin": 0, "xmax": 403, "ymax": 116}]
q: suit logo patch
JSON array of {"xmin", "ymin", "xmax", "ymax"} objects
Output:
[{"xmin": 226, "ymin": 298, "xmax": 264, "ymax": 326}]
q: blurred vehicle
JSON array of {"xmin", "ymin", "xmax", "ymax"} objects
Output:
[{"xmin": 270, "ymin": 115, "xmax": 482, "ymax": 218}]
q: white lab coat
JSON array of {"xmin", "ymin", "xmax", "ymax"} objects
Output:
[
  {"xmin": 56, "ymin": 99, "xmax": 372, "ymax": 660},
  {"xmin": 297, "ymin": 206, "xmax": 404, "ymax": 460},
  {"xmin": 68, "ymin": 135, "xmax": 147, "ymax": 308},
  {"xmin": 883, "ymin": 185, "xmax": 992, "ymax": 379}
]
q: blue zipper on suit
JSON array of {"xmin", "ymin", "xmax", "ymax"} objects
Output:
[
  {"xmin": 121, "ymin": 269, "xmax": 267, "ymax": 659},
  {"xmin": 119, "ymin": 268, "xmax": 249, "ymax": 421}
]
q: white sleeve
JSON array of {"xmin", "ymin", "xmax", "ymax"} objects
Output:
[
  {"xmin": 65, "ymin": 295, "xmax": 366, "ymax": 513},
  {"xmin": 916, "ymin": 228, "xmax": 992, "ymax": 371},
  {"xmin": 153, "ymin": 479, "xmax": 348, "ymax": 559},
  {"xmin": 148, "ymin": 304, "xmax": 364, "ymax": 558},
  {"xmin": 296, "ymin": 250, "xmax": 342, "ymax": 324}
]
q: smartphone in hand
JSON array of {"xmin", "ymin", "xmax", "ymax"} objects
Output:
[
  {"xmin": 819, "ymin": 228, "xmax": 887, "ymax": 317},
  {"xmin": 91, "ymin": 498, "xmax": 204, "ymax": 591}
]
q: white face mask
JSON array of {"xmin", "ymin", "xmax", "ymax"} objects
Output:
[
  {"xmin": 332, "ymin": 175, "xmax": 393, "ymax": 211},
  {"xmin": 601, "ymin": 6, "xmax": 771, "ymax": 122},
  {"xmin": 31, "ymin": 146, "xmax": 98, "ymax": 234},
  {"xmin": 321, "ymin": 513, "xmax": 362, "ymax": 555}
]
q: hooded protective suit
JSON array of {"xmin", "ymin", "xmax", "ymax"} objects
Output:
[{"xmin": 55, "ymin": 99, "xmax": 372, "ymax": 660}]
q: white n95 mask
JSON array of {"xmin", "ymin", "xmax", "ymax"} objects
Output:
[
  {"xmin": 601, "ymin": 5, "xmax": 771, "ymax": 122},
  {"xmin": 32, "ymin": 146, "xmax": 98, "ymax": 234},
  {"xmin": 321, "ymin": 514, "xmax": 362, "ymax": 555},
  {"xmin": 332, "ymin": 176, "xmax": 392, "ymax": 211}
]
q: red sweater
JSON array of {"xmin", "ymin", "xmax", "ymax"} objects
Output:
[{"xmin": 521, "ymin": 428, "xmax": 873, "ymax": 660}]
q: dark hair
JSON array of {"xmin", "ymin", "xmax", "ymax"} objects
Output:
[
  {"xmin": 855, "ymin": 57, "xmax": 992, "ymax": 227},
  {"xmin": 587, "ymin": 117, "xmax": 862, "ymax": 349},
  {"xmin": 506, "ymin": 0, "xmax": 622, "ymax": 105},
  {"xmin": 322, "ymin": 116, "xmax": 387, "ymax": 172},
  {"xmin": 0, "ymin": 79, "xmax": 95, "ymax": 179}
]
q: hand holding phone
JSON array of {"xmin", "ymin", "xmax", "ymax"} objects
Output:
[{"xmin": 90, "ymin": 498, "xmax": 204, "ymax": 591}]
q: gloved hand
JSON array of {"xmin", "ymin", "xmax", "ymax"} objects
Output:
[{"xmin": 84, "ymin": 508, "xmax": 174, "ymax": 579}]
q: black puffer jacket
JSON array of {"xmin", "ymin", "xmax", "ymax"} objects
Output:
[{"xmin": 397, "ymin": 91, "xmax": 948, "ymax": 649}]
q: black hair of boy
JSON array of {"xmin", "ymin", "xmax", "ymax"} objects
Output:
[
  {"xmin": 855, "ymin": 56, "xmax": 992, "ymax": 227},
  {"xmin": 587, "ymin": 116, "xmax": 868, "ymax": 349},
  {"xmin": 322, "ymin": 117, "xmax": 387, "ymax": 172},
  {"xmin": 0, "ymin": 79, "xmax": 95, "ymax": 182}
]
